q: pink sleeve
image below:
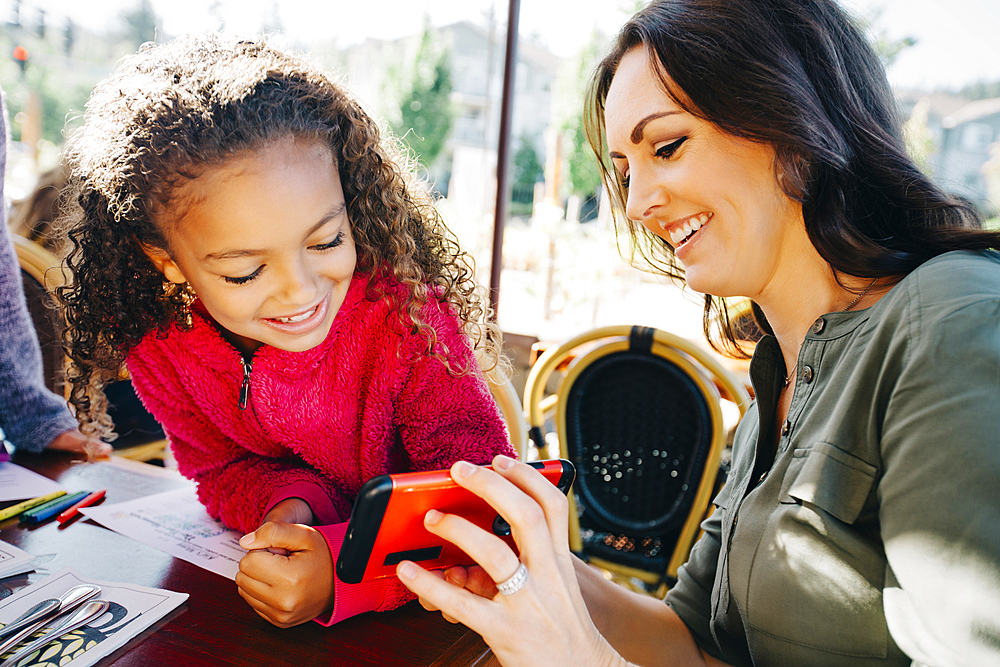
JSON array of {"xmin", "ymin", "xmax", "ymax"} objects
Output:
[
  {"xmin": 263, "ymin": 481, "xmax": 343, "ymax": 526},
  {"xmin": 312, "ymin": 523, "xmax": 415, "ymax": 626}
]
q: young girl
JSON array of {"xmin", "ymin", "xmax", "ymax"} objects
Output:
[{"xmin": 56, "ymin": 34, "xmax": 515, "ymax": 628}]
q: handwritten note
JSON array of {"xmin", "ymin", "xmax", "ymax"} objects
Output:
[{"xmin": 81, "ymin": 487, "xmax": 244, "ymax": 580}]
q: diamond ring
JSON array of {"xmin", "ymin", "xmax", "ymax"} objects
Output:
[{"xmin": 496, "ymin": 562, "xmax": 529, "ymax": 596}]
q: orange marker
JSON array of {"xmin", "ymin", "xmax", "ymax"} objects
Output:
[{"xmin": 57, "ymin": 489, "xmax": 107, "ymax": 524}]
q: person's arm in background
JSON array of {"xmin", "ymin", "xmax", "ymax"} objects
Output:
[{"xmin": 0, "ymin": 89, "xmax": 109, "ymax": 457}]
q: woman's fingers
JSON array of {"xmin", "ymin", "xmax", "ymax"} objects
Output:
[
  {"xmin": 444, "ymin": 457, "xmax": 572, "ymax": 568},
  {"xmin": 423, "ymin": 506, "xmax": 524, "ymax": 590},
  {"xmin": 490, "ymin": 456, "xmax": 573, "ymax": 557},
  {"xmin": 398, "ymin": 561, "xmax": 494, "ymax": 629}
]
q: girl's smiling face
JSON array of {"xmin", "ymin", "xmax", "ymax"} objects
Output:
[
  {"xmin": 145, "ymin": 137, "xmax": 357, "ymax": 356},
  {"xmin": 604, "ymin": 47, "xmax": 804, "ymax": 301}
]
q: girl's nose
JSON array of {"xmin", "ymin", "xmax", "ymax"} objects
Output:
[
  {"xmin": 625, "ymin": 167, "xmax": 669, "ymax": 223},
  {"xmin": 278, "ymin": 258, "xmax": 319, "ymax": 304}
]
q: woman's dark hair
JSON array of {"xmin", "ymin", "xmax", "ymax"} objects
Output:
[
  {"xmin": 58, "ymin": 34, "xmax": 503, "ymax": 438},
  {"xmin": 586, "ymin": 0, "xmax": 1000, "ymax": 356}
]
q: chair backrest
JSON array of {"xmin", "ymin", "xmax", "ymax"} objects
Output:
[
  {"xmin": 13, "ymin": 234, "xmax": 67, "ymax": 396},
  {"xmin": 523, "ymin": 325, "xmax": 750, "ymax": 592},
  {"xmin": 488, "ymin": 378, "xmax": 530, "ymax": 460}
]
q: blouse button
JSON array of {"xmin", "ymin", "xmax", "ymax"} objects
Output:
[
  {"xmin": 802, "ymin": 365, "xmax": 815, "ymax": 383},
  {"xmin": 811, "ymin": 318, "xmax": 825, "ymax": 334},
  {"xmin": 781, "ymin": 420, "xmax": 791, "ymax": 436}
]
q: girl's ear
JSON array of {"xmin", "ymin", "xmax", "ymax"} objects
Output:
[{"xmin": 141, "ymin": 242, "xmax": 188, "ymax": 285}]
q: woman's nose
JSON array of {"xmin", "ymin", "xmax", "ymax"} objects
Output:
[{"xmin": 624, "ymin": 166, "xmax": 669, "ymax": 223}]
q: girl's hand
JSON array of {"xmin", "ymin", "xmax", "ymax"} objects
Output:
[
  {"xmin": 236, "ymin": 522, "xmax": 334, "ymax": 628},
  {"xmin": 396, "ymin": 455, "xmax": 625, "ymax": 667},
  {"xmin": 262, "ymin": 498, "xmax": 315, "ymax": 525}
]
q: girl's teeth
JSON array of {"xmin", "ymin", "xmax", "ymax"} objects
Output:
[{"xmin": 275, "ymin": 307, "xmax": 316, "ymax": 323}]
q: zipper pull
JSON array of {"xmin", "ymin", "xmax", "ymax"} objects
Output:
[{"xmin": 239, "ymin": 358, "xmax": 252, "ymax": 410}]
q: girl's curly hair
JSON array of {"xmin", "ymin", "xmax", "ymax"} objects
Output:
[{"xmin": 57, "ymin": 33, "xmax": 504, "ymax": 439}]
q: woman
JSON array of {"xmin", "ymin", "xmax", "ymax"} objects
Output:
[{"xmin": 396, "ymin": 1, "xmax": 1000, "ymax": 665}]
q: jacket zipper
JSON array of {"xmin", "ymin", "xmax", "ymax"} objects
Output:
[{"xmin": 239, "ymin": 357, "xmax": 253, "ymax": 410}]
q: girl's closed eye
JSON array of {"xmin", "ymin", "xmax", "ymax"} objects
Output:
[{"xmin": 223, "ymin": 266, "xmax": 264, "ymax": 285}]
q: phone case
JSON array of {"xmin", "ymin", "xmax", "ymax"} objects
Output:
[{"xmin": 336, "ymin": 459, "xmax": 576, "ymax": 584}]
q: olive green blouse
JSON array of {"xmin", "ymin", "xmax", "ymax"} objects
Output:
[{"xmin": 665, "ymin": 250, "xmax": 1000, "ymax": 667}]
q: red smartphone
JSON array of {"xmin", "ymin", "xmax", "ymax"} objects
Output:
[{"xmin": 335, "ymin": 459, "xmax": 576, "ymax": 584}]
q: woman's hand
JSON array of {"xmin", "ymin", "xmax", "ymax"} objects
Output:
[
  {"xmin": 46, "ymin": 428, "xmax": 112, "ymax": 459},
  {"xmin": 396, "ymin": 455, "xmax": 626, "ymax": 667},
  {"xmin": 236, "ymin": 521, "xmax": 334, "ymax": 628}
]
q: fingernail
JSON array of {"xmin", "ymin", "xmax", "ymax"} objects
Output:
[
  {"xmin": 398, "ymin": 562, "xmax": 416, "ymax": 581},
  {"xmin": 425, "ymin": 509, "xmax": 443, "ymax": 526},
  {"xmin": 452, "ymin": 461, "xmax": 476, "ymax": 480},
  {"xmin": 494, "ymin": 454, "xmax": 514, "ymax": 471},
  {"xmin": 239, "ymin": 532, "xmax": 255, "ymax": 548}
]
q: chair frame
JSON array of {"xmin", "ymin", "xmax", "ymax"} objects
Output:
[
  {"xmin": 13, "ymin": 233, "xmax": 66, "ymax": 290},
  {"xmin": 13, "ymin": 234, "xmax": 69, "ymax": 398},
  {"xmin": 523, "ymin": 325, "xmax": 751, "ymax": 588},
  {"xmin": 488, "ymin": 378, "xmax": 530, "ymax": 461}
]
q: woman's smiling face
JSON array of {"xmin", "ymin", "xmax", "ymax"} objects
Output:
[
  {"xmin": 144, "ymin": 137, "xmax": 357, "ymax": 356},
  {"xmin": 604, "ymin": 46, "xmax": 803, "ymax": 301}
]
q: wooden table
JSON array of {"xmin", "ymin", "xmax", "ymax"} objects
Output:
[{"xmin": 1, "ymin": 451, "xmax": 498, "ymax": 667}]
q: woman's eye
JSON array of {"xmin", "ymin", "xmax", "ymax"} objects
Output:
[
  {"xmin": 223, "ymin": 266, "xmax": 263, "ymax": 285},
  {"xmin": 656, "ymin": 136, "xmax": 688, "ymax": 160},
  {"xmin": 312, "ymin": 231, "xmax": 344, "ymax": 251}
]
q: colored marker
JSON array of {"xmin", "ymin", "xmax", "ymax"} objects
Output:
[
  {"xmin": 0, "ymin": 491, "xmax": 67, "ymax": 523},
  {"xmin": 57, "ymin": 489, "xmax": 107, "ymax": 524},
  {"xmin": 21, "ymin": 491, "xmax": 90, "ymax": 525}
]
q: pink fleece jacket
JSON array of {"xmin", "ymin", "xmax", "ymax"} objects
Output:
[{"xmin": 127, "ymin": 272, "xmax": 514, "ymax": 624}]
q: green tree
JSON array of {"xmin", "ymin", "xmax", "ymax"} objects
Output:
[
  {"xmin": 512, "ymin": 135, "xmax": 543, "ymax": 192},
  {"xmin": 511, "ymin": 134, "xmax": 543, "ymax": 215},
  {"xmin": 390, "ymin": 26, "xmax": 455, "ymax": 170},
  {"xmin": 559, "ymin": 31, "xmax": 604, "ymax": 204},
  {"xmin": 121, "ymin": 0, "xmax": 158, "ymax": 50}
]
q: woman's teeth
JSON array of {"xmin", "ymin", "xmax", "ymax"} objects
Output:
[
  {"xmin": 273, "ymin": 306, "xmax": 317, "ymax": 323},
  {"xmin": 667, "ymin": 213, "xmax": 709, "ymax": 246}
]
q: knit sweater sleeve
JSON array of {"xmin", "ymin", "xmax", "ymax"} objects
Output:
[
  {"xmin": 127, "ymin": 341, "xmax": 351, "ymax": 534},
  {"xmin": 394, "ymin": 299, "xmax": 515, "ymax": 471},
  {"xmin": 0, "ymin": 100, "xmax": 78, "ymax": 453}
]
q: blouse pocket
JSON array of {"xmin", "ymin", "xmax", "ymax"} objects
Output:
[
  {"xmin": 745, "ymin": 441, "xmax": 887, "ymax": 659},
  {"xmin": 778, "ymin": 441, "xmax": 877, "ymax": 524}
]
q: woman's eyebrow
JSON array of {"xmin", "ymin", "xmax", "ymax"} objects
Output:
[{"xmin": 630, "ymin": 111, "xmax": 680, "ymax": 143}]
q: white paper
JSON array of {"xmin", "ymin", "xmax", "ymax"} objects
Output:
[
  {"xmin": 0, "ymin": 463, "xmax": 65, "ymax": 503},
  {"xmin": 0, "ymin": 567, "xmax": 187, "ymax": 667},
  {"xmin": 0, "ymin": 540, "xmax": 34, "ymax": 579},
  {"xmin": 80, "ymin": 487, "xmax": 243, "ymax": 580}
]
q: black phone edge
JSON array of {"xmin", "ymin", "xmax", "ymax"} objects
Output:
[{"xmin": 336, "ymin": 474, "xmax": 393, "ymax": 584}]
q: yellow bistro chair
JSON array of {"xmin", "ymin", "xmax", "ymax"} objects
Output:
[{"xmin": 523, "ymin": 325, "xmax": 750, "ymax": 596}]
